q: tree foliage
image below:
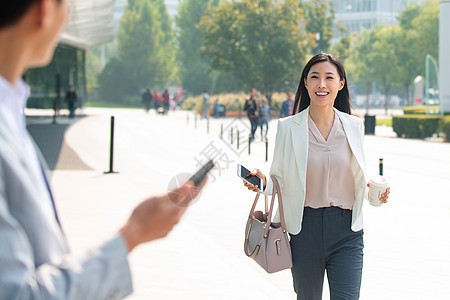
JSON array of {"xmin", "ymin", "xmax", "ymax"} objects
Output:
[
  {"xmin": 176, "ymin": 0, "xmax": 222, "ymax": 95},
  {"xmin": 347, "ymin": 0, "xmax": 439, "ymax": 108},
  {"xmin": 98, "ymin": 58, "xmax": 134, "ymax": 103},
  {"xmin": 300, "ymin": 0, "xmax": 335, "ymax": 53},
  {"xmin": 198, "ymin": 0, "xmax": 310, "ymax": 98},
  {"xmin": 99, "ymin": 0, "xmax": 176, "ymax": 103}
]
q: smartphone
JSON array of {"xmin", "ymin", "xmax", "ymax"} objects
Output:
[
  {"xmin": 188, "ymin": 160, "xmax": 215, "ymax": 186},
  {"xmin": 237, "ymin": 164, "xmax": 262, "ymax": 190}
]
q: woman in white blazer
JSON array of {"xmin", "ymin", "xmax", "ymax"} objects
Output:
[{"xmin": 244, "ymin": 53, "xmax": 389, "ymax": 300}]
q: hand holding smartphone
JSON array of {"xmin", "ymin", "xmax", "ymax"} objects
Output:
[
  {"xmin": 237, "ymin": 164, "xmax": 263, "ymax": 190},
  {"xmin": 188, "ymin": 160, "xmax": 215, "ymax": 186}
]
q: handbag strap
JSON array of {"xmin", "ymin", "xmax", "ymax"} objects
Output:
[
  {"xmin": 246, "ymin": 175, "xmax": 288, "ymax": 235},
  {"xmin": 247, "ymin": 193, "xmax": 269, "ymax": 219},
  {"xmin": 263, "ymin": 175, "xmax": 288, "ymax": 237}
]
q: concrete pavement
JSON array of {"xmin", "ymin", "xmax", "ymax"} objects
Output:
[{"xmin": 26, "ymin": 107, "xmax": 450, "ymax": 299}]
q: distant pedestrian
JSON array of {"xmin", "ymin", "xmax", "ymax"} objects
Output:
[
  {"xmin": 65, "ymin": 85, "xmax": 78, "ymax": 118},
  {"xmin": 202, "ymin": 90, "xmax": 211, "ymax": 119},
  {"xmin": 243, "ymin": 88, "xmax": 259, "ymax": 142},
  {"xmin": 280, "ymin": 91, "xmax": 295, "ymax": 118},
  {"xmin": 213, "ymin": 99, "xmax": 220, "ymax": 118},
  {"xmin": 142, "ymin": 88, "xmax": 152, "ymax": 113},
  {"xmin": 258, "ymin": 97, "xmax": 271, "ymax": 141},
  {"xmin": 162, "ymin": 89, "xmax": 170, "ymax": 115}
]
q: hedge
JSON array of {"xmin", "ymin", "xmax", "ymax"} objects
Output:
[
  {"xmin": 402, "ymin": 105, "xmax": 440, "ymax": 115},
  {"xmin": 440, "ymin": 116, "xmax": 450, "ymax": 142},
  {"xmin": 392, "ymin": 115, "xmax": 441, "ymax": 138},
  {"xmin": 27, "ymin": 96, "xmax": 55, "ymax": 109},
  {"xmin": 180, "ymin": 92, "xmax": 286, "ymax": 115}
]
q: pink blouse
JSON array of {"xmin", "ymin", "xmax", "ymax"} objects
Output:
[{"xmin": 304, "ymin": 112, "xmax": 355, "ymax": 209}]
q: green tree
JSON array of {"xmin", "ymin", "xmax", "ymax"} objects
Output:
[
  {"xmin": 198, "ymin": 0, "xmax": 309, "ymax": 100},
  {"xmin": 395, "ymin": 0, "xmax": 439, "ymax": 105},
  {"xmin": 347, "ymin": 28, "xmax": 378, "ymax": 113},
  {"xmin": 118, "ymin": 1, "xmax": 161, "ymax": 90},
  {"xmin": 300, "ymin": 0, "xmax": 335, "ymax": 53},
  {"xmin": 176, "ymin": 0, "xmax": 222, "ymax": 95},
  {"xmin": 98, "ymin": 58, "xmax": 134, "ymax": 103},
  {"xmin": 153, "ymin": 0, "xmax": 177, "ymax": 85},
  {"xmin": 116, "ymin": 0, "xmax": 176, "ymax": 91},
  {"xmin": 371, "ymin": 25, "xmax": 401, "ymax": 114}
]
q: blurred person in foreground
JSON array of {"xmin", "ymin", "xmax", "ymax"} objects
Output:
[
  {"xmin": 0, "ymin": 1, "xmax": 206, "ymax": 299},
  {"xmin": 243, "ymin": 53, "xmax": 390, "ymax": 300}
]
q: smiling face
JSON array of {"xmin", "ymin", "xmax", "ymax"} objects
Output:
[{"xmin": 304, "ymin": 61, "xmax": 345, "ymax": 110}]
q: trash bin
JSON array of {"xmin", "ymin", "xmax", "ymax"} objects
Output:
[{"xmin": 364, "ymin": 114, "xmax": 376, "ymax": 135}]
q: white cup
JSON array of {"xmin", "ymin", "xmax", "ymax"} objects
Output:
[{"xmin": 368, "ymin": 175, "xmax": 389, "ymax": 207}]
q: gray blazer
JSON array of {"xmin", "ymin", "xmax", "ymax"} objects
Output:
[
  {"xmin": 262, "ymin": 107, "xmax": 368, "ymax": 235},
  {"xmin": 0, "ymin": 108, "xmax": 132, "ymax": 299}
]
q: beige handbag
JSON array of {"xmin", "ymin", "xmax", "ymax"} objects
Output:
[{"xmin": 244, "ymin": 175, "xmax": 292, "ymax": 273}]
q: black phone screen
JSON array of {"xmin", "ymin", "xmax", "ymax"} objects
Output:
[{"xmin": 240, "ymin": 165, "xmax": 261, "ymax": 189}]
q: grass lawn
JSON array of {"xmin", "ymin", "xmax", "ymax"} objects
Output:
[
  {"xmin": 376, "ymin": 118, "xmax": 392, "ymax": 127},
  {"xmin": 85, "ymin": 101, "xmax": 141, "ymax": 109}
]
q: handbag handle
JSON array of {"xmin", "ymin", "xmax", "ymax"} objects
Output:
[
  {"xmin": 247, "ymin": 175, "xmax": 288, "ymax": 235},
  {"xmin": 264, "ymin": 175, "xmax": 288, "ymax": 236}
]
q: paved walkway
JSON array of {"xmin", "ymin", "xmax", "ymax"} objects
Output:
[{"xmin": 26, "ymin": 107, "xmax": 450, "ymax": 300}]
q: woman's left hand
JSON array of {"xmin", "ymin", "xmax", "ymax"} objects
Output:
[{"xmin": 367, "ymin": 184, "xmax": 390, "ymax": 204}]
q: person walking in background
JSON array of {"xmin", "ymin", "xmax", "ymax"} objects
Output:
[
  {"xmin": 280, "ymin": 91, "xmax": 295, "ymax": 118},
  {"xmin": 142, "ymin": 88, "xmax": 152, "ymax": 113},
  {"xmin": 243, "ymin": 53, "xmax": 390, "ymax": 300},
  {"xmin": 243, "ymin": 88, "xmax": 259, "ymax": 142},
  {"xmin": 202, "ymin": 90, "xmax": 211, "ymax": 119},
  {"xmin": 258, "ymin": 97, "xmax": 271, "ymax": 141},
  {"xmin": 213, "ymin": 99, "xmax": 220, "ymax": 118},
  {"xmin": 153, "ymin": 90, "xmax": 161, "ymax": 109},
  {"xmin": 65, "ymin": 85, "xmax": 77, "ymax": 118},
  {"xmin": 162, "ymin": 89, "xmax": 170, "ymax": 115},
  {"xmin": 0, "ymin": 1, "xmax": 207, "ymax": 299}
]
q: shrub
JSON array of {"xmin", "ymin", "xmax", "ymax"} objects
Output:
[
  {"xmin": 440, "ymin": 116, "xmax": 450, "ymax": 142},
  {"xmin": 402, "ymin": 105, "xmax": 440, "ymax": 115},
  {"xmin": 180, "ymin": 91, "xmax": 287, "ymax": 115},
  {"xmin": 27, "ymin": 96, "xmax": 54, "ymax": 109},
  {"xmin": 392, "ymin": 115, "xmax": 441, "ymax": 138}
]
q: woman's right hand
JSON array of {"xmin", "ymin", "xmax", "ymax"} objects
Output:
[{"xmin": 243, "ymin": 168, "xmax": 267, "ymax": 193}]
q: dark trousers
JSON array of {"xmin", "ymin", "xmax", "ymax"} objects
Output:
[
  {"xmin": 259, "ymin": 119, "xmax": 269, "ymax": 138},
  {"xmin": 290, "ymin": 207, "xmax": 364, "ymax": 300},
  {"xmin": 249, "ymin": 117, "xmax": 258, "ymax": 139}
]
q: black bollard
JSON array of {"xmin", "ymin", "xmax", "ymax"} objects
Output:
[
  {"xmin": 237, "ymin": 130, "xmax": 240, "ymax": 150},
  {"xmin": 248, "ymin": 136, "xmax": 251, "ymax": 155},
  {"xmin": 104, "ymin": 116, "xmax": 118, "ymax": 174},
  {"xmin": 231, "ymin": 127, "xmax": 234, "ymax": 145},
  {"xmin": 379, "ymin": 158, "xmax": 384, "ymax": 176},
  {"xmin": 265, "ymin": 139, "xmax": 268, "ymax": 162},
  {"xmin": 52, "ymin": 73, "xmax": 61, "ymax": 124},
  {"xmin": 220, "ymin": 124, "xmax": 223, "ymax": 139}
]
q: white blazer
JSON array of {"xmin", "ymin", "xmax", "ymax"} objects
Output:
[{"xmin": 262, "ymin": 107, "xmax": 367, "ymax": 235}]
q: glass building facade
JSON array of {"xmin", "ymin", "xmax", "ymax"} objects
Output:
[{"xmin": 331, "ymin": 0, "xmax": 425, "ymax": 40}]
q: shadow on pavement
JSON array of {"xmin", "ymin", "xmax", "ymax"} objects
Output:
[{"xmin": 26, "ymin": 115, "xmax": 93, "ymax": 171}]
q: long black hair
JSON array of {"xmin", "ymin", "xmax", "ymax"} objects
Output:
[{"xmin": 292, "ymin": 53, "xmax": 352, "ymax": 115}]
